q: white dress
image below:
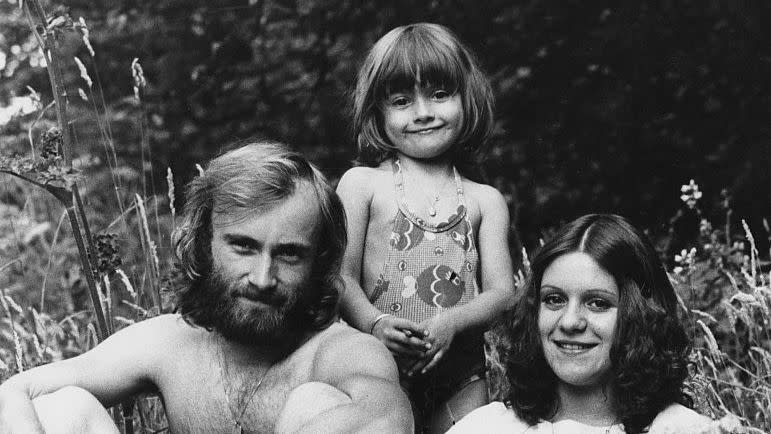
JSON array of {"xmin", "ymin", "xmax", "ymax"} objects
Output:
[{"xmin": 447, "ymin": 401, "xmax": 715, "ymax": 434}]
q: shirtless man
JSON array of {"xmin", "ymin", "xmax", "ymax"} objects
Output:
[{"xmin": 0, "ymin": 142, "xmax": 413, "ymax": 433}]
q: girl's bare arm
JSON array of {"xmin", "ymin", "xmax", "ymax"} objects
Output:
[
  {"xmin": 336, "ymin": 167, "xmax": 388, "ymax": 331},
  {"xmin": 336, "ymin": 168, "xmax": 428, "ymax": 356}
]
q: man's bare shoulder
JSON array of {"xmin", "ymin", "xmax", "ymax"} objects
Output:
[
  {"xmin": 111, "ymin": 314, "xmax": 204, "ymax": 352},
  {"xmin": 311, "ymin": 322, "xmax": 397, "ymax": 380}
]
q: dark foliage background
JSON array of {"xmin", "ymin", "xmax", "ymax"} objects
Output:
[{"xmin": 2, "ymin": 0, "xmax": 770, "ymax": 261}]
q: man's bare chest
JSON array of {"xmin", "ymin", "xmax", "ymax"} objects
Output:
[{"xmin": 157, "ymin": 352, "xmax": 311, "ymax": 433}]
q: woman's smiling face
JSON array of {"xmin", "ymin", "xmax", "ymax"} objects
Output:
[{"xmin": 538, "ymin": 251, "xmax": 619, "ymax": 389}]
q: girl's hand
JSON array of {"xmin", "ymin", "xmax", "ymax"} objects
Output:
[
  {"xmin": 408, "ymin": 311, "xmax": 457, "ymax": 376},
  {"xmin": 371, "ymin": 315, "xmax": 431, "ymax": 358}
]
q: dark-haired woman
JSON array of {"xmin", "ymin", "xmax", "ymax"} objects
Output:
[{"xmin": 449, "ymin": 214, "xmax": 714, "ymax": 433}]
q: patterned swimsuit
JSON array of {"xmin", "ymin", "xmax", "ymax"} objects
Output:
[
  {"xmin": 371, "ymin": 159, "xmax": 480, "ymax": 319},
  {"xmin": 371, "ymin": 159, "xmax": 486, "ymax": 419}
]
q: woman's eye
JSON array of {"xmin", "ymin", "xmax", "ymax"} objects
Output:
[
  {"xmin": 542, "ymin": 294, "xmax": 566, "ymax": 308},
  {"xmin": 587, "ymin": 298, "xmax": 613, "ymax": 311}
]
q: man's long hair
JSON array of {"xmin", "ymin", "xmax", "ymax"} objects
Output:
[{"xmin": 171, "ymin": 140, "xmax": 347, "ymax": 331}]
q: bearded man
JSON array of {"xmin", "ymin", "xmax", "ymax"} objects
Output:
[{"xmin": 0, "ymin": 142, "xmax": 413, "ymax": 433}]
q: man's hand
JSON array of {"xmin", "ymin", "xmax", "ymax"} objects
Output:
[{"xmin": 0, "ymin": 382, "xmax": 45, "ymax": 434}]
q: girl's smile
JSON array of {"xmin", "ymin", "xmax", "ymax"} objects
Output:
[
  {"xmin": 538, "ymin": 252, "xmax": 619, "ymax": 390},
  {"xmin": 382, "ymin": 84, "xmax": 463, "ymax": 160}
]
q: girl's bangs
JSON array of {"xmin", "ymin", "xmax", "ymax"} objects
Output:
[{"xmin": 376, "ymin": 36, "xmax": 464, "ymax": 97}]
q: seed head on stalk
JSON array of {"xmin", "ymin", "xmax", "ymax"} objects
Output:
[
  {"xmin": 76, "ymin": 17, "xmax": 95, "ymax": 58},
  {"xmin": 131, "ymin": 58, "xmax": 146, "ymax": 103}
]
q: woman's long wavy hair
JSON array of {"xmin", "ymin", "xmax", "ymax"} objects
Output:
[
  {"xmin": 171, "ymin": 140, "xmax": 347, "ymax": 331},
  {"xmin": 497, "ymin": 214, "xmax": 692, "ymax": 433}
]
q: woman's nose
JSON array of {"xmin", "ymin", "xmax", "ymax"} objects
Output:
[
  {"xmin": 248, "ymin": 254, "xmax": 276, "ymax": 289},
  {"xmin": 558, "ymin": 303, "xmax": 587, "ymax": 332}
]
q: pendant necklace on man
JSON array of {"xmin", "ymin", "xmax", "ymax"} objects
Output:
[{"xmin": 216, "ymin": 339, "xmax": 273, "ymax": 434}]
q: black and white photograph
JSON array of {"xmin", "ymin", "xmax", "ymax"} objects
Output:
[{"xmin": 0, "ymin": 1, "xmax": 768, "ymax": 432}]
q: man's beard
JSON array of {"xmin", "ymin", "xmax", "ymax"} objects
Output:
[{"xmin": 203, "ymin": 267, "xmax": 310, "ymax": 348}]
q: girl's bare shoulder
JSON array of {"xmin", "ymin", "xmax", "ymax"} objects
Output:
[
  {"xmin": 338, "ymin": 164, "xmax": 392, "ymax": 195},
  {"xmin": 459, "ymin": 178, "xmax": 508, "ymax": 216}
]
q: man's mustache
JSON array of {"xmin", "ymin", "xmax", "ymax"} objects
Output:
[{"xmin": 233, "ymin": 285, "xmax": 288, "ymax": 306}]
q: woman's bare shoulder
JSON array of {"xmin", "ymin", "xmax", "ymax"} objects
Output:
[
  {"xmin": 649, "ymin": 404, "xmax": 713, "ymax": 433},
  {"xmin": 447, "ymin": 401, "xmax": 529, "ymax": 433}
]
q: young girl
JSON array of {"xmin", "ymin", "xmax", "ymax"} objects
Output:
[{"xmin": 336, "ymin": 23, "xmax": 516, "ymax": 433}]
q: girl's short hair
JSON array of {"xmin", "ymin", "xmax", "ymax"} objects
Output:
[
  {"xmin": 352, "ymin": 23, "xmax": 494, "ymax": 168},
  {"xmin": 171, "ymin": 140, "xmax": 347, "ymax": 331},
  {"xmin": 496, "ymin": 214, "xmax": 691, "ymax": 434}
]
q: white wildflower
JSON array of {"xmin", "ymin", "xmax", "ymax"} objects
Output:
[
  {"xmin": 679, "ymin": 179, "xmax": 702, "ymax": 209},
  {"xmin": 673, "ymin": 247, "xmax": 696, "ymax": 275}
]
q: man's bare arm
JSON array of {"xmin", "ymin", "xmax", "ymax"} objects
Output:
[
  {"xmin": 0, "ymin": 314, "xmax": 177, "ymax": 432},
  {"xmin": 277, "ymin": 328, "xmax": 413, "ymax": 433}
]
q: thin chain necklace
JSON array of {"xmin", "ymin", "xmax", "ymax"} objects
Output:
[
  {"xmin": 215, "ymin": 336, "xmax": 273, "ymax": 434},
  {"xmin": 400, "ymin": 160, "xmax": 453, "ymax": 217}
]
